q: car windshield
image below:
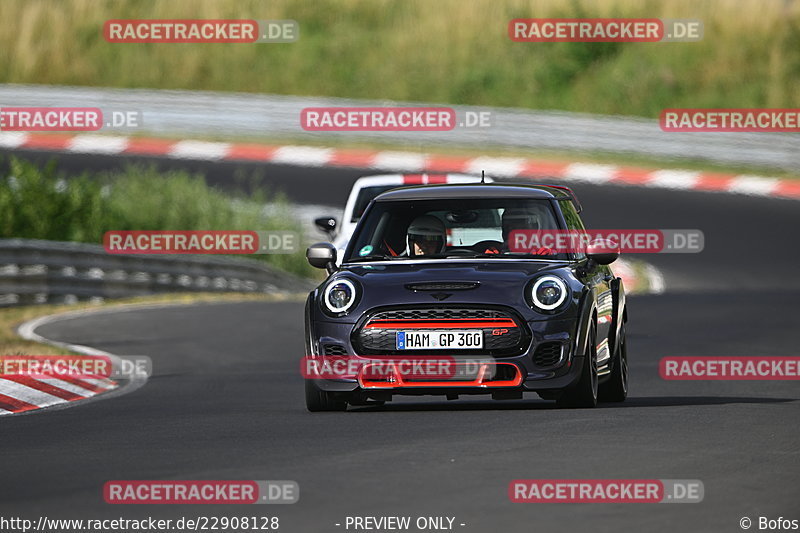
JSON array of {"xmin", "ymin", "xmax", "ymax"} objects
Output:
[{"xmin": 345, "ymin": 197, "xmax": 569, "ymax": 261}]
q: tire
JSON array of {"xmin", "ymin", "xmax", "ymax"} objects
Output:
[
  {"xmin": 305, "ymin": 380, "xmax": 348, "ymax": 412},
  {"xmin": 598, "ymin": 323, "xmax": 628, "ymax": 403},
  {"xmin": 557, "ymin": 323, "xmax": 598, "ymax": 408}
]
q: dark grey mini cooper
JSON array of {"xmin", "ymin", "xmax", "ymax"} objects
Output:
[{"xmin": 304, "ymin": 183, "xmax": 628, "ymax": 411}]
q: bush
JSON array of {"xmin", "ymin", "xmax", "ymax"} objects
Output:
[{"xmin": 0, "ymin": 157, "xmax": 314, "ymax": 278}]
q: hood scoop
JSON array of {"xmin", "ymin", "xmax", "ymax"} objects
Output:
[{"xmin": 405, "ymin": 281, "xmax": 480, "ymax": 292}]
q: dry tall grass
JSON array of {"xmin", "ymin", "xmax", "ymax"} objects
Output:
[{"xmin": 1, "ymin": 0, "xmax": 798, "ymax": 116}]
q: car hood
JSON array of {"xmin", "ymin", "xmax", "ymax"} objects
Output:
[{"xmin": 330, "ymin": 260, "xmax": 576, "ymax": 318}]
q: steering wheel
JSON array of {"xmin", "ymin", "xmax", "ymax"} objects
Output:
[
  {"xmin": 472, "ymin": 240, "xmax": 503, "ymax": 252},
  {"xmin": 445, "ymin": 248, "xmax": 477, "ymax": 255}
]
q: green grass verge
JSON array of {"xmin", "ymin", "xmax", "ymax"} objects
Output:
[
  {"xmin": 1, "ymin": 0, "xmax": 798, "ymax": 118},
  {"xmin": 0, "ymin": 156, "xmax": 315, "ymax": 278}
]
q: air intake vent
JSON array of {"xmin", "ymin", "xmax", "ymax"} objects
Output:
[
  {"xmin": 323, "ymin": 344, "xmax": 348, "ymax": 356},
  {"xmin": 533, "ymin": 342, "xmax": 562, "ymax": 367},
  {"xmin": 406, "ymin": 282, "xmax": 479, "ymax": 291}
]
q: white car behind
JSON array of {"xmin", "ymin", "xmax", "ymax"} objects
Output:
[{"xmin": 314, "ymin": 173, "xmax": 493, "ymax": 263}]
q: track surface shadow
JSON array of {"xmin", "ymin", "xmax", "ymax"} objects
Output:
[{"xmin": 348, "ymin": 395, "xmax": 796, "ymax": 412}]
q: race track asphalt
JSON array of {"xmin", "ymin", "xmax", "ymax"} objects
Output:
[{"xmin": 1, "ymin": 153, "xmax": 798, "ymax": 532}]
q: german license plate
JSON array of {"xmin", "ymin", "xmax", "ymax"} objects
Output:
[{"xmin": 396, "ymin": 330, "xmax": 483, "ymax": 350}]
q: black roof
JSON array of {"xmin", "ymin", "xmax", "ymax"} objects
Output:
[{"xmin": 374, "ymin": 182, "xmax": 573, "ymax": 202}]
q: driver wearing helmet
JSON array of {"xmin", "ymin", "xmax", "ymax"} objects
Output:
[{"xmin": 406, "ymin": 214, "xmax": 446, "ymax": 257}]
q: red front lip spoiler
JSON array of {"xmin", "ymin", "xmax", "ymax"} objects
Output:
[{"xmin": 357, "ymin": 361, "xmax": 523, "ymax": 389}]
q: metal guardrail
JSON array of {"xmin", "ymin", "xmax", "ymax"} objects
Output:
[
  {"xmin": 1, "ymin": 84, "xmax": 798, "ymax": 170},
  {"xmin": 0, "ymin": 239, "xmax": 314, "ymax": 307}
]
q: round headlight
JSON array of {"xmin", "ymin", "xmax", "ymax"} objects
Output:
[
  {"xmin": 323, "ymin": 279, "xmax": 357, "ymax": 314},
  {"xmin": 531, "ymin": 275, "xmax": 568, "ymax": 311}
]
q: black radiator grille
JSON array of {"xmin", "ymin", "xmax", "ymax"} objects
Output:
[{"xmin": 354, "ymin": 306, "xmax": 528, "ymax": 356}]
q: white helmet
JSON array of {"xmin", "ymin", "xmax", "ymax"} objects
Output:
[{"xmin": 406, "ymin": 215, "xmax": 446, "ymax": 256}]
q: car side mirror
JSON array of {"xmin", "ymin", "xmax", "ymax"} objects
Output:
[
  {"xmin": 586, "ymin": 239, "xmax": 620, "ymax": 265},
  {"xmin": 314, "ymin": 217, "xmax": 337, "ymax": 239},
  {"xmin": 307, "ymin": 242, "xmax": 338, "ymax": 273}
]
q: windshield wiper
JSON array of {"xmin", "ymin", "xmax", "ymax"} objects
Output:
[
  {"xmin": 444, "ymin": 253, "xmax": 510, "ymax": 259},
  {"xmin": 346, "ymin": 254, "xmax": 392, "ymax": 262},
  {"xmin": 445, "ymin": 252, "xmax": 561, "ymax": 259}
]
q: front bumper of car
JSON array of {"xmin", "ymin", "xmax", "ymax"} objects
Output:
[{"xmin": 306, "ymin": 310, "xmax": 587, "ymax": 395}]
